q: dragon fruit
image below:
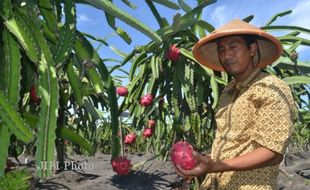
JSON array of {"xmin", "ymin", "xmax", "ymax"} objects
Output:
[
  {"xmin": 166, "ymin": 44, "xmax": 180, "ymax": 61},
  {"xmin": 147, "ymin": 119, "xmax": 156, "ymax": 128},
  {"xmin": 142, "ymin": 128, "xmax": 153, "ymax": 138},
  {"xmin": 139, "ymin": 94, "xmax": 153, "ymax": 107},
  {"xmin": 124, "ymin": 133, "xmax": 136, "ymax": 145},
  {"xmin": 116, "ymin": 86, "xmax": 128, "ymax": 96},
  {"xmin": 171, "ymin": 141, "xmax": 197, "ymax": 170},
  {"xmin": 111, "ymin": 156, "xmax": 132, "ymax": 175},
  {"xmin": 30, "ymin": 85, "xmax": 41, "ymax": 104}
]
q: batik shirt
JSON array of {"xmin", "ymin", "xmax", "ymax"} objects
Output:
[{"xmin": 201, "ymin": 69, "xmax": 296, "ymax": 190}]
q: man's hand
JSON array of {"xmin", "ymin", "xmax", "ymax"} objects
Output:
[
  {"xmin": 174, "ymin": 151, "xmax": 212, "ymax": 178},
  {"xmin": 174, "ymin": 146, "xmax": 283, "ymax": 179}
]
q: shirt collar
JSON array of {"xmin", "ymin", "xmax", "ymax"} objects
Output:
[{"xmin": 226, "ymin": 68, "xmax": 262, "ymax": 93}]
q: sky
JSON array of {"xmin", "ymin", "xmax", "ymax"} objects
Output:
[{"xmin": 75, "ymin": 0, "xmax": 310, "ymax": 82}]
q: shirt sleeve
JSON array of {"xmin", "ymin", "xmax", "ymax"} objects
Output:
[{"xmin": 251, "ymin": 82, "xmax": 295, "ymax": 155}]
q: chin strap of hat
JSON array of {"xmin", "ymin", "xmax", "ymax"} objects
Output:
[{"xmin": 255, "ymin": 41, "xmax": 261, "ymax": 66}]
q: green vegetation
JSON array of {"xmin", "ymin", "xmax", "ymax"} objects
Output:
[{"xmin": 0, "ymin": 0, "xmax": 309, "ymax": 187}]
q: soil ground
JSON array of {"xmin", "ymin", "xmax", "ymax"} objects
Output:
[{"xmin": 8, "ymin": 151, "xmax": 310, "ymax": 190}]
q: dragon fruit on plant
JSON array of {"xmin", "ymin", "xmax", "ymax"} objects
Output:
[
  {"xmin": 124, "ymin": 133, "xmax": 136, "ymax": 145},
  {"xmin": 171, "ymin": 141, "xmax": 197, "ymax": 170},
  {"xmin": 166, "ymin": 44, "xmax": 180, "ymax": 61},
  {"xmin": 111, "ymin": 156, "xmax": 132, "ymax": 175},
  {"xmin": 30, "ymin": 85, "xmax": 41, "ymax": 104},
  {"xmin": 142, "ymin": 128, "xmax": 153, "ymax": 138},
  {"xmin": 116, "ymin": 86, "xmax": 128, "ymax": 96},
  {"xmin": 147, "ymin": 119, "xmax": 156, "ymax": 128},
  {"xmin": 139, "ymin": 94, "xmax": 153, "ymax": 107}
]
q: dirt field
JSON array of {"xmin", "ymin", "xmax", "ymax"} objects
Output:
[{"xmin": 9, "ymin": 151, "xmax": 310, "ymax": 190}]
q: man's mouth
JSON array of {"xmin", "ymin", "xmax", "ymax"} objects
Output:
[{"xmin": 224, "ymin": 60, "xmax": 236, "ymax": 67}]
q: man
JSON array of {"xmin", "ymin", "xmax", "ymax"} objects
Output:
[{"xmin": 175, "ymin": 19, "xmax": 296, "ymax": 190}]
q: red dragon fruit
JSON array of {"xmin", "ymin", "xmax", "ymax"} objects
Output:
[
  {"xmin": 30, "ymin": 85, "xmax": 41, "ymax": 104},
  {"xmin": 116, "ymin": 86, "xmax": 128, "ymax": 96},
  {"xmin": 124, "ymin": 133, "xmax": 136, "ymax": 145},
  {"xmin": 166, "ymin": 44, "xmax": 180, "ymax": 61},
  {"xmin": 139, "ymin": 94, "xmax": 153, "ymax": 107},
  {"xmin": 111, "ymin": 156, "xmax": 132, "ymax": 175},
  {"xmin": 147, "ymin": 119, "xmax": 156, "ymax": 128},
  {"xmin": 171, "ymin": 141, "xmax": 197, "ymax": 170},
  {"xmin": 142, "ymin": 128, "xmax": 153, "ymax": 138}
]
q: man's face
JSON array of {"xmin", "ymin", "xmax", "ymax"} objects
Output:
[{"xmin": 217, "ymin": 36, "xmax": 256, "ymax": 76}]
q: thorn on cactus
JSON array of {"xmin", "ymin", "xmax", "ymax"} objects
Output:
[
  {"xmin": 116, "ymin": 86, "xmax": 128, "ymax": 96},
  {"xmin": 111, "ymin": 156, "xmax": 132, "ymax": 175},
  {"xmin": 139, "ymin": 94, "xmax": 153, "ymax": 107},
  {"xmin": 166, "ymin": 44, "xmax": 180, "ymax": 61}
]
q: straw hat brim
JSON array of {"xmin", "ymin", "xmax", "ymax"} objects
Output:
[{"xmin": 192, "ymin": 21, "xmax": 283, "ymax": 71}]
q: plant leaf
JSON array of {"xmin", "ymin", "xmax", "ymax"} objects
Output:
[
  {"xmin": 82, "ymin": 0, "xmax": 162, "ymax": 43},
  {"xmin": 152, "ymin": 0, "xmax": 180, "ymax": 10},
  {"xmin": 121, "ymin": 0, "xmax": 137, "ymax": 9},
  {"xmin": 172, "ymin": 13, "xmax": 181, "ymax": 32},
  {"xmin": 57, "ymin": 127, "xmax": 95, "ymax": 155},
  {"xmin": 178, "ymin": 0, "xmax": 192, "ymax": 12},
  {"xmin": 243, "ymin": 15, "xmax": 254, "ymax": 23},
  {"xmin": 265, "ymin": 10, "xmax": 292, "ymax": 26},
  {"xmin": 283, "ymin": 76, "xmax": 310, "ymax": 85},
  {"xmin": 116, "ymin": 27, "xmax": 132, "ymax": 44},
  {"xmin": 0, "ymin": 91, "xmax": 33, "ymax": 143},
  {"xmin": 196, "ymin": 20, "xmax": 215, "ymax": 33}
]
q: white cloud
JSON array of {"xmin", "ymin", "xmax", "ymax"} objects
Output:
[
  {"xmin": 210, "ymin": 5, "xmax": 230, "ymax": 27},
  {"xmin": 289, "ymin": 0, "xmax": 310, "ymax": 28},
  {"xmin": 77, "ymin": 14, "xmax": 91, "ymax": 22},
  {"xmin": 289, "ymin": 0, "xmax": 310, "ymax": 54}
]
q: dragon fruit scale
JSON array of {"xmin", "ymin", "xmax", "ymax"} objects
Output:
[
  {"xmin": 171, "ymin": 141, "xmax": 197, "ymax": 170},
  {"xmin": 111, "ymin": 156, "xmax": 132, "ymax": 175}
]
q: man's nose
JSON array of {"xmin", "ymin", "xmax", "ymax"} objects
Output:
[{"xmin": 223, "ymin": 49, "xmax": 233, "ymax": 61}]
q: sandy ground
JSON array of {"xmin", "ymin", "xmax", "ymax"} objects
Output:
[{"xmin": 8, "ymin": 151, "xmax": 310, "ymax": 190}]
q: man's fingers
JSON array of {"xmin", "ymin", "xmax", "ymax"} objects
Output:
[
  {"xmin": 175, "ymin": 165, "xmax": 185, "ymax": 178},
  {"xmin": 176, "ymin": 165, "xmax": 197, "ymax": 176},
  {"xmin": 176, "ymin": 165, "xmax": 193, "ymax": 176},
  {"xmin": 193, "ymin": 151, "xmax": 210, "ymax": 164}
]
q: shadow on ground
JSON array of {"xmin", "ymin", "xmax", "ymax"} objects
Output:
[{"xmin": 110, "ymin": 170, "xmax": 173, "ymax": 190}]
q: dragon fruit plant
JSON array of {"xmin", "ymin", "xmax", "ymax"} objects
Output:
[
  {"xmin": 111, "ymin": 156, "xmax": 132, "ymax": 175},
  {"xmin": 171, "ymin": 141, "xmax": 197, "ymax": 170}
]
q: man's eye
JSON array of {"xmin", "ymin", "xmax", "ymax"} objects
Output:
[
  {"xmin": 217, "ymin": 47, "xmax": 224, "ymax": 52},
  {"xmin": 229, "ymin": 44, "xmax": 237, "ymax": 49}
]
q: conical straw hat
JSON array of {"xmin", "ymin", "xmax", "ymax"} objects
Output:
[{"xmin": 192, "ymin": 19, "xmax": 282, "ymax": 71}]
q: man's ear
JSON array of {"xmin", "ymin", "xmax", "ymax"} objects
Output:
[{"xmin": 249, "ymin": 42, "xmax": 258, "ymax": 57}]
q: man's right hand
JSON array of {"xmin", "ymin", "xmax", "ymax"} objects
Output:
[{"xmin": 174, "ymin": 151, "xmax": 212, "ymax": 178}]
